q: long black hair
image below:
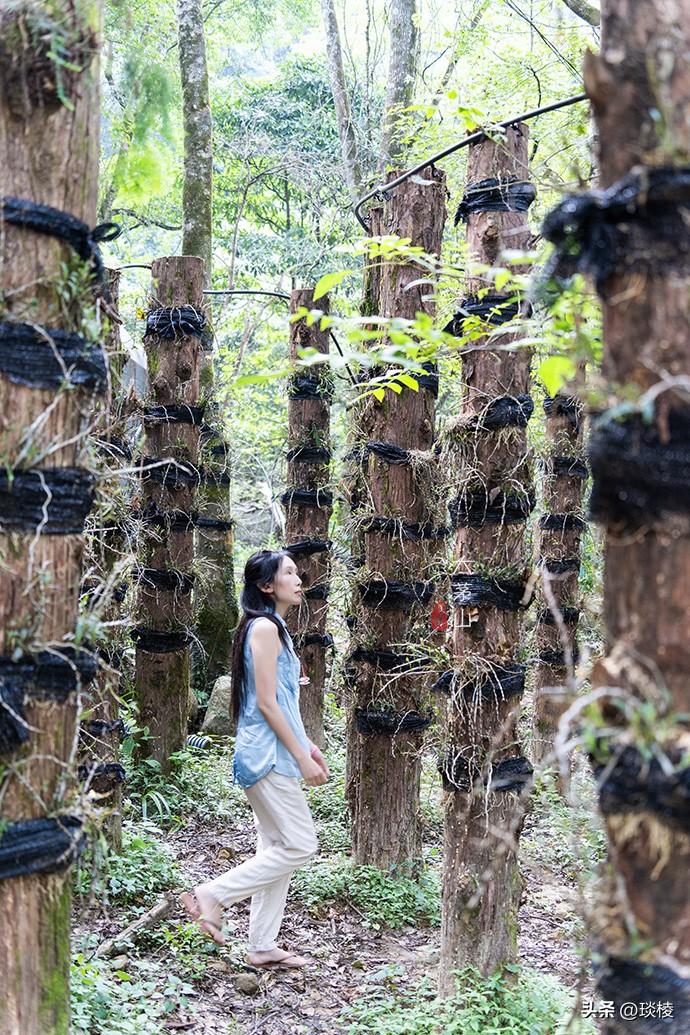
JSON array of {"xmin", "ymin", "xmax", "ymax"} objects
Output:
[{"xmin": 229, "ymin": 549, "xmax": 295, "ymax": 722}]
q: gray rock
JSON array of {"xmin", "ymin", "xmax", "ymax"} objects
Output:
[
  {"xmin": 201, "ymin": 675, "xmax": 234, "ymax": 736},
  {"xmin": 234, "ymin": 972, "xmax": 260, "ymax": 995}
]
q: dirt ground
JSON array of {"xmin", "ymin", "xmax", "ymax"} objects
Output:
[{"xmin": 76, "ymin": 761, "xmax": 593, "ymax": 1035}]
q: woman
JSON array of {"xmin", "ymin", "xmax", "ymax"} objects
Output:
[{"xmin": 180, "ymin": 549, "xmax": 329, "ymax": 970}]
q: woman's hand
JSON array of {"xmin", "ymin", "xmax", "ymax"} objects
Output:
[
  {"xmin": 299, "ymin": 754, "xmax": 328, "ymax": 786},
  {"xmin": 309, "ymin": 743, "xmax": 330, "ymax": 779}
]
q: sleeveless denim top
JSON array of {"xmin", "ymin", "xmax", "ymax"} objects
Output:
[{"xmin": 232, "ymin": 612, "xmax": 310, "ymax": 788}]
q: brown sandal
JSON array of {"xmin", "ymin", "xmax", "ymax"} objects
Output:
[
  {"xmin": 179, "ymin": 891, "xmax": 226, "ymax": 947},
  {"xmin": 249, "ymin": 951, "xmax": 311, "ymax": 970}
]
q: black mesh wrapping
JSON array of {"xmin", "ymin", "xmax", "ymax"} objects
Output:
[
  {"xmin": 0, "ymin": 816, "xmax": 85, "ymax": 879},
  {"xmin": 595, "ymin": 745, "xmax": 690, "ymax": 829},
  {"xmin": 145, "ymin": 305, "xmax": 206, "ymax": 340},
  {"xmin": 449, "ymin": 491, "xmax": 535, "ymax": 528},
  {"xmin": 1, "ymin": 196, "xmax": 120, "ymax": 294},
  {"xmin": 451, "ymin": 574, "xmax": 527, "ymax": 611},
  {"xmin": 362, "ymin": 516, "xmax": 449, "ymax": 540},
  {"xmin": 348, "ymin": 647, "xmax": 433, "ymax": 673},
  {"xmin": 0, "ymin": 468, "xmax": 95, "ymax": 534},
  {"xmin": 143, "ymin": 404, "xmax": 206, "ymax": 426},
  {"xmin": 78, "ymin": 761, "xmax": 127, "ymax": 790},
  {"xmin": 539, "ymin": 513, "xmax": 586, "ymax": 532},
  {"xmin": 303, "ymin": 585, "xmax": 329, "ymax": 600},
  {"xmin": 81, "ymin": 718, "xmax": 127, "ymax": 739},
  {"xmin": 355, "ymin": 708, "xmax": 433, "ymax": 735},
  {"xmin": 135, "ymin": 567, "xmax": 195, "ymax": 594},
  {"xmin": 296, "ymin": 633, "xmax": 334, "ymax": 649},
  {"xmin": 280, "ymin": 488, "xmax": 333, "ymax": 509},
  {"xmin": 288, "ymin": 375, "xmax": 334, "ymax": 401},
  {"xmin": 589, "ymin": 409, "xmax": 690, "ymax": 529},
  {"xmin": 358, "ymin": 579, "xmax": 435, "ymax": 610},
  {"xmin": 444, "ymin": 294, "xmax": 523, "ymax": 335},
  {"xmin": 543, "ymin": 394, "xmax": 582, "ymax": 427},
  {"xmin": 286, "ymin": 445, "xmax": 332, "ymax": 464},
  {"xmin": 536, "ymin": 606, "xmax": 580, "ymax": 626},
  {"xmin": 362, "ymin": 440, "xmax": 412, "ymax": 465},
  {"xmin": 0, "ymin": 648, "xmax": 98, "ymax": 705},
  {"xmin": 433, "ymin": 662, "xmax": 525, "ymax": 700},
  {"xmin": 597, "ymin": 956, "xmax": 690, "ymax": 1032},
  {"xmin": 541, "ymin": 556, "xmax": 580, "ymax": 575},
  {"xmin": 548, "ymin": 455, "xmax": 588, "ymax": 480},
  {"xmin": 0, "ymin": 321, "xmax": 108, "ymax": 392},
  {"xmin": 440, "ymin": 754, "xmax": 534, "ymax": 793},
  {"xmin": 130, "ymin": 627, "xmax": 192, "ymax": 652},
  {"xmin": 455, "ymin": 177, "xmax": 536, "ymax": 225},
  {"xmin": 138, "ymin": 457, "xmax": 201, "ymax": 488},
  {"xmin": 0, "ymin": 682, "xmax": 30, "ymax": 753},
  {"xmin": 541, "ymin": 164, "xmax": 690, "ymax": 292},
  {"xmin": 284, "ymin": 538, "xmax": 331, "ymax": 557}
]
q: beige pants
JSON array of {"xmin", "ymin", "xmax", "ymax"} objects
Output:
[{"xmin": 203, "ymin": 768, "xmax": 318, "ymax": 952}]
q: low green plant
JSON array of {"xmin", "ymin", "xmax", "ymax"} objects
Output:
[
  {"xmin": 136, "ymin": 920, "xmax": 222, "ymax": 981},
  {"xmin": 74, "ymin": 820, "xmax": 179, "ymax": 906},
  {"xmin": 339, "ymin": 966, "xmax": 597, "ymax": 1035},
  {"xmin": 291, "ymin": 858, "xmax": 441, "ymax": 929},
  {"xmin": 123, "ymin": 746, "xmax": 244, "ymax": 826},
  {"xmin": 304, "ymin": 747, "xmax": 351, "ymax": 852},
  {"xmin": 71, "ymin": 948, "xmax": 195, "ymax": 1034}
]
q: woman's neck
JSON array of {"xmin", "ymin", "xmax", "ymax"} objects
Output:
[{"xmin": 274, "ymin": 604, "xmax": 289, "ymax": 620}]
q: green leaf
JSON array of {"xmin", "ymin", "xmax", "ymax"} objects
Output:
[
  {"xmin": 538, "ymin": 356, "xmax": 576, "ymax": 396},
  {"xmin": 313, "ymin": 270, "xmax": 352, "ymax": 300}
]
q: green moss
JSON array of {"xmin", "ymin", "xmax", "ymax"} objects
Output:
[{"xmin": 39, "ymin": 877, "xmax": 72, "ymax": 1035}]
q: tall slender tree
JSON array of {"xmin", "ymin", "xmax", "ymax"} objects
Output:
[
  {"xmin": 439, "ymin": 127, "xmax": 536, "ymax": 989},
  {"xmin": 134, "ymin": 257, "xmax": 204, "ymax": 772},
  {"xmin": 346, "ymin": 170, "xmax": 447, "ymax": 869},
  {"xmin": 283, "ymin": 289, "xmax": 333, "ymax": 747},
  {"xmin": 0, "ymin": 2, "xmax": 105, "ymax": 1029},
  {"xmin": 176, "ymin": 0, "xmax": 212, "ymax": 275},
  {"xmin": 541, "ymin": 0, "xmax": 690, "ymax": 1024}
]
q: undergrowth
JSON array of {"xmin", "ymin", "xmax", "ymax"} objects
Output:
[
  {"xmin": 339, "ymin": 965, "xmax": 596, "ymax": 1035},
  {"xmin": 291, "ymin": 858, "xmax": 441, "ymax": 929},
  {"xmin": 123, "ymin": 745, "xmax": 243, "ymax": 826},
  {"xmin": 71, "ymin": 941, "xmax": 195, "ymax": 1035},
  {"xmin": 74, "ymin": 820, "xmax": 179, "ymax": 906}
]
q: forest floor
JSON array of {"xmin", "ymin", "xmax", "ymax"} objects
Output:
[{"xmin": 72, "ymin": 707, "xmax": 604, "ymax": 1035}]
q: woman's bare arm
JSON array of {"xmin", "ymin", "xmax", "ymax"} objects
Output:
[{"xmin": 250, "ymin": 620, "xmax": 326, "ymax": 785}]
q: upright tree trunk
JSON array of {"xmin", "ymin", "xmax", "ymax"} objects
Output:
[
  {"xmin": 379, "ymin": 0, "xmax": 419, "ymax": 170},
  {"xmin": 566, "ymin": 2, "xmax": 690, "ymax": 1026},
  {"xmin": 346, "ymin": 169, "xmax": 447, "ymax": 869},
  {"xmin": 282, "ymin": 289, "xmax": 333, "ymax": 747},
  {"xmin": 80, "ymin": 269, "xmax": 128, "ymax": 850},
  {"xmin": 176, "ymin": 0, "xmax": 213, "ymax": 277},
  {"xmin": 532, "ymin": 389, "xmax": 586, "ymax": 765},
  {"xmin": 320, "ymin": 0, "xmax": 362, "ymax": 195},
  {"xmin": 0, "ymin": 2, "xmax": 103, "ymax": 1030},
  {"xmin": 439, "ymin": 126, "xmax": 535, "ymax": 991},
  {"xmin": 134, "ymin": 257, "xmax": 204, "ymax": 772},
  {"xmin": 194, "ymin": 386, "xmax": 238, "ymax": 695}
]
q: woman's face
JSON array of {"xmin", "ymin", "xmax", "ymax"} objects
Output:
[{"xmin": 261, "ymin": 555, "xmax": 302, "ymax": 607}]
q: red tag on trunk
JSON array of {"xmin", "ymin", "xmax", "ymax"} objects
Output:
[{"xmin": 430, "ymin": 599, "xmax": 448, "ymax": 632}]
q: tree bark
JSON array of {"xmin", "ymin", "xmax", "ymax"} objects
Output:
[
  {"xmin": 532, "ymin": 390, "xmax": 585, "ymax": 765},
  {"xmin": 379, "ymin": 0, "xmax": 420, "ymax": 170},
  {"xmin": 283, "ymin": 288, "xmax": 332, "ymax": 748},
  {"xmin": 577, "ymin": 1, "xmax": 690, "ymax": 1026},
  {"xmin": 0, "ymin": 2, "xmax": 103, "ymax": 1030},
  {"xmin": 320, "ymin": 0, "xmax": 362, "ymax": 195},
  {"xmin": 194, "ymin": 356, "xmax": 238, "ymax": 695},
  {"xmin": 80, "ymin": 269, "xmax": 127, "ymax": 850},
  {"xmin": 559, "ymin": 0, "xmax": 600, "ymax": 26},
  {"xmin": 134, "ymin": 256, "xmax": 204, "ymax": 773},
  {"xmin": 439, "ymin": 126, "xmax": 535, "ymax": 992},
  {"xmin": 176, "ymin": 0, "xmax": 213, "ymax": 278},
  {"xmin": 346, "ymin": 169, "xmax": 447, "ymax": 870}
]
